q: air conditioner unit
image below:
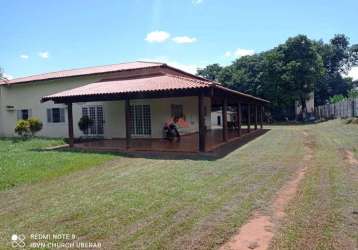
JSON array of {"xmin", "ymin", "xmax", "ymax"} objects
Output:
[{"xmin": 6, "ymin": 105, "xmax": 15, "ymax": 111}]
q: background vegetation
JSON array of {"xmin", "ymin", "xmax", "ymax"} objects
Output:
[{"xmin": 197, "ymin": 34, "xmax": 358, "ymax": 120}]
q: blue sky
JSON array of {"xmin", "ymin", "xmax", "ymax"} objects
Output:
[{"xmin": 1, "ymin": 0, "xmax": 357, "ymax": 79}]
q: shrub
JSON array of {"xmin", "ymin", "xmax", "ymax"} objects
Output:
[
  {"xmin": 14, "ymin": 120, "xmax": 31, "ymax": 139},
  {"xmin": 329, "ymin": 94, "xmax": 346, "ymax": 104},
  {"xmin": 348, "ymin": 89, "xmax": 358, "ymax": 99},
  {"xmin": 78, "ymin": 115, "xmax": 94, "ymax": 133},
  {"xmin": 28, "ymin": 117, "xmax": 43, "ymax": 136}
]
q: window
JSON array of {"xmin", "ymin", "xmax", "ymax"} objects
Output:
[
  {"xmin": 129, "ymin": 104, "xmax": 151, "ymax": 136},
  {"xmin": 171, "ymin": 104, "xmax": 183, "ymax": 118},
  {"xmin": 17, "ymin": 109, "xmax": 31, "ymax": 120},
  {"xmin": 47, "ymin": 108, "xmax": 65, "ymax": 123},
  {"xmin": 217, "ymin": 115, "xmax": 221, "ymax": 125},
  {"xmin": 81, "ymin": 106, "xmax": 104, "ymax": 135}
]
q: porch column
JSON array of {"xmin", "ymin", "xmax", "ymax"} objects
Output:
[
  {"xmin": 260, "ymin": 105, "xmax": 264, "ymax": 129},
  {"xmin": 222, "ymin": 96, "xmax": 228, "ymax": 142},
  {"xmin": 67, "ymin": 102, "xmax": 74, "ymax": 148},
  {"xmin": 254, "ymin": 104, "xmax": 258, "ymax": 130},
  {"xmin": 125, "ymin": 99, "xmax": 131, "ymax": 149},
  {"xmin": 237, "ymin": 103, "xmax": 242, "ymax": 137},
  {"xmin": 247, "ymin": 104, "xmax": 251, "ymax": 133},
  {"xmin": 198, "ymin": 94, "xmax": 206, "ymax": 152}
]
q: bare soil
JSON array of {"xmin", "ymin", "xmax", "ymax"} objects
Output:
[
  {"xmin": 343, "ymin": 149, "xmax": 358, "ymax": 166},
  {"xmin": 220, "ymin": 132, "xmax": 313, "ymax": 250}
]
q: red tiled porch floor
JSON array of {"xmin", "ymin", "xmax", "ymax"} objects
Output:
[{"xmin": 73, "ymin": 128, "xmax": 262, "ymax": 153}]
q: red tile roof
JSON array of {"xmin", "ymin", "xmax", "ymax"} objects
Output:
[
  {"xmin": 42, "ymin": 74, "xmax": 211, "ymax": 101},
  {"xmin": 2, "ymin": 60, "xmax": 269, "ymax": 103},
  {"xmin": 2, "ymin": 61, "xmax": 164, "ymax": 85},
  {"xmin": 42, "ymin": 73, "xmax": 269, "ymax": 103}
]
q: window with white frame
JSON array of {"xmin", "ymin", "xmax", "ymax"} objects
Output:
[
  {"xmin": 81, "ymin": 106, "xmax": 104, "ymax": 135},
  {"xmin": 47, "ymin": 108, "xmax": 65, "ymax": 123},
  {"xmin": 17, "ymin": 109, "xmax": 32, "ymax": 120},
  {"xmin": 129, "ymin": 104, "xmax": 151, "ymax": 136}
]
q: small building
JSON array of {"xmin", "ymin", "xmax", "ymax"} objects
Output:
[
  {"xmin": 0, "ymin": 61, "xmax": 268, "ymax": 152},
  {"xmin": 211, "ymin": 110, "xmax": 237, "ymax": 129},
  {"xmin": 295, "ymin": 92, "xmax": 315, "ymax": 119}
]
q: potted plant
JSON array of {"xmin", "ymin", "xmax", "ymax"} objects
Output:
[{"xmin": 78, "ymin": 115, "xmax": 94, "ymax": 137}]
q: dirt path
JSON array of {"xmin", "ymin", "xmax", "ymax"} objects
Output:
[
  {"xmin": 343, "ymin": 150, "xmax": 358, "ymax": 166},
  {"xmin": 220, "ymin": 131, "xmax": 313, "ymax": 250}
]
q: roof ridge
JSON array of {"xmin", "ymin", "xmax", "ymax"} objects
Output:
[
  {"xmin": 166, "ymin": 74, "xmax": 212, "ymax": 86},
  {"xmin": 135, "ymin": 60, "xmax": 165, "ymax": 65},
  {"xmin": 99, "ymin": 72, "xmax": 164, "ymax": 82},
  {"xmin": 8, "ymin": 61, "xmax": 163, "ymax": 82}
]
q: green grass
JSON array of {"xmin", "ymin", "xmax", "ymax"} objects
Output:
[
  {"xmin": 271, "ymin": 120, "xmax": 358, "ymax": 249},
  {"xmin": 0, "ymin": 128, "xmax": 305, "ymax": 249},
  {"xmin": 0, "ymin": 120, "xmax": 356, "ymax": 249},
  {"xmin": 0, "ymin": 138, "xmax": 114, "ymax": 190}
]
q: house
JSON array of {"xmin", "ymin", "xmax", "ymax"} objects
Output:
[
  {"xmin": 211, "ymin": 110, "xmax": 237, "ymax": 129},
  {"xmin": 0, "ymin": 61, "xmax": 268, "ymax": 152}
]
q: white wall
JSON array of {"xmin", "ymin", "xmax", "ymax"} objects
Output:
[
  {"xmin": 129, "ymin": 96, "xmax": 211, "ymax": 138},
  {"xmin": 211, "ymin": 110, "xmax": 236, "ymax": 128},
  {"xmin": 0, "ymin": 76, "xmax": 212, "ymax": 139},
  {"xmin": 295, "ymin": 92, "xmax": 315, "ymax": 115},
  {"xmin": 0, "ymin": 87, "xmax": 4, "ymax": 136},
  {"xmin": 0, "ymin": 75, "xmax": 102, "ymax": 138}
]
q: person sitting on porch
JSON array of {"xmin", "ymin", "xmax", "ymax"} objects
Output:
[{"xmin": 164, "ymin": 117, "xmax": 181, "ymax": 142}]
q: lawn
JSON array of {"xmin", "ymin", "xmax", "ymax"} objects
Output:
[
  {"xmin": 0, "ymin": 138, "xmax": 114, "ymax": 190},
  {"xmin": 0, "ymin": 120, "xmax": 356, "ymax": 249},
  {"xmin": 271, "ymin": 120, "xmax": 358, "ymax": 249}
]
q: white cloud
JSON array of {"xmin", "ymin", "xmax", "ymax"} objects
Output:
[
  {"xmin": 347, "ymin": 66, "xmax": 358, "ymax": 80},
  {"xmin": 38, "ymin": 51, "xmax": 49, "ymax": 59},
  {"xmin": 172, "ymin": 36, "xmax": 197, "ymax": 44},
  {"xmin": 20, "ymin": 54, "xmax": 29, "ymax": 59},
  {"xmin": 224, "ymin": 48, "xmax": 255, "ymax": 58},
  {"xmin": 3, "ymin": 73, "xmax": 14, "ymax": 80},
  {"xmin": 233, "ymin": 48, "xmax": 255, "ymax": 57},
  {"xmin": 145, "ymin": 31, "xmax": 171, "ymax": 43},
  {"xmin": 224, "ymin": 51, "xmax": 232, "ymax": 57},
  {"xmin": 192, "ymin": 0, "xmax": 203, "ymax": 5},
  {"xmin": 139, "ymin": 57, "xmax": 201, "ymax": 74}
]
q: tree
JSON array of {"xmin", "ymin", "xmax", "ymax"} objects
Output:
[
  {"xmin": 314, "ymin": 35, "xmax": 358, "ymax": 105},
  {"xmin": 197, "ymin": 64, "xmax": 222, "ymax": 81},
  {"xmin": 223, "ymin": 54, "xmax": 265, "ymax": 96},
  {"xmin": 28, "ymin": 118, "xmax": 43, "ymax": 136},
  {"xmin": 197, "ymin": 34, "xmax": 356, "ymax": 121},
  {"xmin": 348, "ymin": 89, "xmax": 358, "ymax": 99},
  {"xmin": 277, "ymin": 35, "xmax": 324, "ymax": 119},
  {"xmin": 14, "ymin": 118, "xmax": 43, "ymax": 139},
  {"xmin": 350, "ymin": 44, "xmax": 358, "ymax": 67},
  {"xmin": 14, "ymin": 120, "xmax": 31, "ymax": 139}
]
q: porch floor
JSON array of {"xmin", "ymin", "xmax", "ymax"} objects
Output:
[{"xmin": 73, "ymin": 128, "xmax": 263, "ymax": 153}]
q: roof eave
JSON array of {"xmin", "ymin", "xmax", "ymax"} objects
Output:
[{"xmin": 212, "ymin": 84, "xmax": 270, "ymax": 104}]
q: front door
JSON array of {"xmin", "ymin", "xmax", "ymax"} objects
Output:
[
  {"xmin": 129, "ymin": 104, "xmax": 151, "ymax": 136},
  {"xmin": 82, "ymin": 105, "xmax": 104, "ymax": 136}
]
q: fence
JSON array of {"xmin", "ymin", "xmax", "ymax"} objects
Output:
[{"xmin": 315, "ymin": 98, "xmax": 358, "ymax": 119}]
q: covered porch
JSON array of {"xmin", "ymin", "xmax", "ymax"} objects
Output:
[
  {"xmin": 72, "ymin": 128, "xmax": 262, "ymax": 153},
  {"xmin": 41, "ymin": 73, "xmax": 269, "ymax": 153}
]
